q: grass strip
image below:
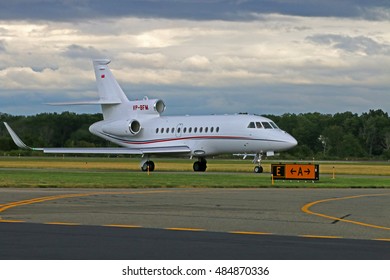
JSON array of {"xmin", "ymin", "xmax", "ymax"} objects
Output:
[{"xmin": 0, "ymin": 169, "xmax": 389, "ymax": 188}]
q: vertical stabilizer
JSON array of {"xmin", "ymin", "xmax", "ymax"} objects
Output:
[
  {"xmin": 93, "ymin": 59, "xmax": 129, "ymax": 103},
  {"xmin": 93, "ymin": 59, "xmax": 130, "ymax": 120}
]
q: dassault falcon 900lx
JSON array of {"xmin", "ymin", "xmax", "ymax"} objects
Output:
[{"xmin": 4, "ymin": 59, "xmax": 297, "ymax": 173}]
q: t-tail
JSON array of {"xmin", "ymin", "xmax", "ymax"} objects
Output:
[
  {"xmin": 93, "ymin": 59, "xmax": 130, "ymax": 120},
  {"xmin": 92, "ymin": 59, "xmax": 166, "ymax": 120},
  {"xmin": 49, "ymin": 59, "xmax": 166, "ymax": 120},
  {"xmin": 48, "ymin": 59, "xmax": 130, "ymax": 120}
]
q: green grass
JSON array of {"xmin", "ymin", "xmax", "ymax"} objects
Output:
[
  {"xmin": 0, "ymin": 169, "xmax": 389, "ymax": 188},
  {"xmin": 0, "ymin": 157, "xmax": 389, "ymax": 188},
  {"xmin": 1, "ymin": 156, "xmax": 390, "ymax": 174}
]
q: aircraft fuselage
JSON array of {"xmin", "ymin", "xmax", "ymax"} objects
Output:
[{"xmin": 89, "ymin": 114, "xmax": 297, "ymax": 157}]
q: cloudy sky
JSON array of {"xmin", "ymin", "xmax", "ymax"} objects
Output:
[{"xmin": 0, "ymin": 0, "xmax": 389, "ymax": 116}]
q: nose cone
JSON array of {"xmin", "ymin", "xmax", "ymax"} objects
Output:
[
  {"xmin": 279, "ymin": 131, "xmax": 297, "ymax": 151},
  {"xmin": 286, "ymin": 133, "xmax": 298, "ymax": 149}
]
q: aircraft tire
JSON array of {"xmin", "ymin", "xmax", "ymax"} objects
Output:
[
  {"xmin": 254, "ymin": 166, "xmax": 263, "ymax": 173},
  {"xmin": 142, "ymin": 161, "xmax": 155, "ymax": 172},
  {"xmin": 193, "ymin": 161, "xmax": 207, "ymax": 172}
]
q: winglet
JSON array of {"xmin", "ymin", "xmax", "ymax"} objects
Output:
[{"xmin": 3, "ymin": 122, "xmax": 39, "ymax": 150}]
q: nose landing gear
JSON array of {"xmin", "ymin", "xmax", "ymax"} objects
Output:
[
  {"xmin": 254, "ymin": 165, "xmax": 263, "ymax": 173},
  {"xmin": 253, "ymin": 153, "xmax": 263, "ymax": 173}
]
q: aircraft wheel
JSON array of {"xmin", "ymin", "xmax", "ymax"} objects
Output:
[
  {"xmin": 254, "ymin": 166, "xmax": 263, "ymax": 173},
  {"xmin": 193, "ymin": 161, "xmax": 202, "ymax": 172},
  {"xmin": 142, "ymin": 161, "xmax": 155, "ymax": 172},
  {"xmin": 193, "ymin": 160, "xmax": 207, "ymax": 172}
]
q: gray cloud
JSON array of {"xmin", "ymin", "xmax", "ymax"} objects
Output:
[
  {"xmin": 307, "ymin": 34, "xmax": 390, "ymax": 55},
  {"xmin": 0, "ymin": 0, "xmax": 389, "ymax": 21},
  {"xmin": 62, "ymin": 44, "xmax": 106, "ymax": 59},
  {"xmin": 0, "ymin": 40, "xmax": 6, "ymax": 52},
  {"xmin": 0, "ymin": 2, "xmax": 389, "ymax": 116}
]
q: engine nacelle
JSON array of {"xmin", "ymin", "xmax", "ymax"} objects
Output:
[
  {"xmin": 131, "ymin": 98, "xmax": 165, "ymax": 115},
  {"xmin": 101, "ymin": 119, "xmax": 141, "ymax": 136}
]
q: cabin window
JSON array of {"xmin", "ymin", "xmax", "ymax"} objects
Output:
[
  {"xmin": 262, "ymin": 122, "xmax": 272, "ymax": 129},
  {"xmin": 210, "ymin": 127, "xmax": 214, "ymax": 133},
  {"xmin": 183, "ymin": 127, "xmax": 187, "ymax": 133},
  {"xmin": 248, "ymin": 122, "xmax": 255, "ymax": 128},
  {"xmin": 200, "ymin": 127, "xmax": 203, "ymax": 133},
  {"xmin": 205, "ymin": 127, "xmax": 208, "ymax": 133},
  {"xmin": 194, "ymin": 127, "xmax": 198, "ymax": 133},
  {"xmin": 156, "ymin": 128, "xmax": 159, "ymax": 133},
  {"xmin": 256, "ymin": 122, "xmax": 263, "ymax": 128},
  {"xmin": 171, "ymin": 127, "xmax": 174, "ymax": 133},
  {"xmin": 216, "ymin": 127, "xmax": 220, "ymax": 133},
  {"xmin": 189, "ymin": 127, "xmax": 192, "ymax": 133},
  {"xmin": 166, "ymin": 128, "xmax": 169, "ymax": 133},
  {"xmin": 177, "ymin": 127, "xmax": 181, "ymax": 133}
]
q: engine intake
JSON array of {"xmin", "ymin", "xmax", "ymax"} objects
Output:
[
  {"xmin": 154, "ymin": 99, "xmax": 165, "ymax": 114},
  {"xmin": 129, "ymin": 119, "xmax": 141, "ymax": 135}
]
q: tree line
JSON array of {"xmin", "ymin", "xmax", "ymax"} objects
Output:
[{"xmin": 1, "ymin": 109, "xmax": 389, "ymax": 160}]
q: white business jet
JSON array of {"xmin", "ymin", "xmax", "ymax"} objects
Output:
[{"xmin": 4, "ymin": 59, "xmax": 297, "ymax": 173}]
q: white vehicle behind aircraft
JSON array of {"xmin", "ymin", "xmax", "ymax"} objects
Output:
[{"xmin": 4, "ymin": 59, "xmax": 297, "ymax": 172}]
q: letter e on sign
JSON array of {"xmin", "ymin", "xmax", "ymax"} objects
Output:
[{"xmin": 271, "ymin": 164, "xmax": 286, "ymax": 179}]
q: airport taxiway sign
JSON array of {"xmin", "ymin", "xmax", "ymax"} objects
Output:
[{"xmin": 272, "ymin": 163, "xmax": 319, "ymax": 180}]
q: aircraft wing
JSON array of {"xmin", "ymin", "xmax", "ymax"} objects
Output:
[
  {"xmin": 41, "ymin": 146, "xmax": 191, "ymax": 155},
  {"xmin": 4, "ymin": 122, "xmax": 191, "ymax": 155}
]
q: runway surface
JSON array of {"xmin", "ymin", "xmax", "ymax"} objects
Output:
[
  {"xmin": 0, "ymin": 188, "xmax": 389, "ymax": 259},
  {"xmin": 1, "ymin": 222, "xmax": 389, "ymax": 260}
]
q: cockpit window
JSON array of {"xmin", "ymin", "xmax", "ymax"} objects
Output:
[
  {"xmin": 247, "ymin": 122, "xmax": 256, "ymax": 128},
  {"xmin": 262, "ymin": 122, "xmax": 273, "ymax": 129},
  {"xmin": 270, "ymin": 122, "xmax": 279, "ymax": 129},
  {"xmin": 249, "ymin": 121, "xmax": 278, "ymax": 129}
]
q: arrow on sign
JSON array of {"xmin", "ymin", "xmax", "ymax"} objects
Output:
[
  {"xmin": 305, "ymin": 169, "xmax": 310, "ymax": 175},
  {"xmin": 290, "ymin": 168, "xmax": 296, "ymax": 174}
]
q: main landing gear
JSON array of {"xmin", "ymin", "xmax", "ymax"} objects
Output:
[
  {"xmin": 193, "ymin": 158, "xmax": 207, "ymax": 172},
  {"xmin": 140, "ymin": 156, "xmax": 261, "ymax": 173},
  {"xmin": 140, "ymin": 157, "xmax": 208, "ymax": 172},
  {"xmin": 141, "ymin": 160, "xmax": 155, "ymax": 172}
]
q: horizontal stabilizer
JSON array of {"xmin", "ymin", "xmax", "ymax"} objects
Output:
[{"xmin": 47, "ymin": 99, "xmax": 121, "ymax": 106}]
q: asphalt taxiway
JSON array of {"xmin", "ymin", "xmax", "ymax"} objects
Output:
[{"xmin": 0, "ymin": 188, "xmax": 389, "ymax": 259}]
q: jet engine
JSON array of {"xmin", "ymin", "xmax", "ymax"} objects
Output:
[
  {"xmin": 101, "ymin": 119, "xmax": 142, "ymax": 136},
  {"xmin": 154, "ymin": 99, "xmax": 166, "ymax": 114},
  {"xmin": 131, "ymin": 98, "xmax": 166, "ymax": 115}
]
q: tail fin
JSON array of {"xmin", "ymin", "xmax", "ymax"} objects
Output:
[
  {"xmin": 92, "ymin": 59, "xmax": 131, "ymax": 120},
  {"xmin": 49, "ymin": 59, "xmax": 131, "ymax": 120},
  {"xmin": 47, "ymin": 59, "xmax": 129, "ymax": 119},
  {"xmin": 93, "ymin": 59, "xmax": 129, "ymax": 104}
]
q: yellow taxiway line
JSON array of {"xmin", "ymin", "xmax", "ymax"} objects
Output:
[{"xmin": 301, "ymin": 193, "xmax": 390, "ymax": 231}]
